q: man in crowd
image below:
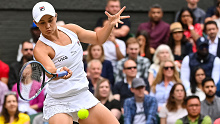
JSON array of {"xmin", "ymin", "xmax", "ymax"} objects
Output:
[
  {"xmin": 204, "ymin": 21, "xmax": 220, "ymax": 57},
  {"xmin": 201, "ymin": 77, "xmax": 220, "ymax": 122},
  {"xmin": 8, "ymin": 41, "xmax": 34, "ymax": 90},
  {"xmin": 181, "ymin": 37, "xmax": 220, "ymax": 90},
  {"xmin": 123, "ymin": 78, "xmax": 157, "ymax": 124},
  {"xmin": 138, "ymin": 4, "xmax": 170, "ymax": 54},
  {"xmin": 115, "ymin": 37, "xmax": 151, "ymax": 83},
  {"xmin": 94, "ymin": 0, "xmax": 131, "ymax": 42},
  {"xmin": 176, "ymin": 95, "xmax": 212, "ymax": 124}
]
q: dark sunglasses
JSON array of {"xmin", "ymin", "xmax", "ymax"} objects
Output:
[
  {"xmin": 124, "ymin": 66, "xmax": 137, "ymax": 70},
  {"xmin": 24, "ymin": 48, "xmax": 33, "ymax": 51},
  {"xmin": 164, "ymin": 66, "xmax": 175, "ymax": 70}
]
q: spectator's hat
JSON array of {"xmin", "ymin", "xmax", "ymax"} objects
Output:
[
  {"xmin": 170, "ymin": 22, "xmax": 183, "ymax": 33},
  {"xmin": 131, "ymin": 78, "xmax": 146, "ymax": 88},
  {"xmin": 32, "ymin": 2, "xmax": 56, "ymax": 23},
  {"xmin": 31, "ymin": 22, "xmax": 38, "ymax": 29},
  {"xmin": 196, "ymin": 37, "xmax": 209, "ymax": 47}
]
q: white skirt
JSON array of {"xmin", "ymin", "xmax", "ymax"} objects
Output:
[{"xmin": 43, "ymin": 90, "xmax": 99, "ymax": 122}]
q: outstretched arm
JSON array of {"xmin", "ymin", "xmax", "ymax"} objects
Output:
[{"xmin": 66, "ymin": 6, "xmax": 130, "ymax": 45}]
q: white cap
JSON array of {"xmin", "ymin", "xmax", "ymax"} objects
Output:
[{"xmin": 32, "ymin": 2, "xmax": 56, "ymax": 23}]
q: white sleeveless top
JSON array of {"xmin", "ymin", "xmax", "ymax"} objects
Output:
[{"xmin": 38, "ymin": 26, "xmax": 88, "ymax": 98}]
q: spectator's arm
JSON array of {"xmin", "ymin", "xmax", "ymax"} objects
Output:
[
  {"xmin": 181, "ymin": 56, "xmax": 191, "ymax": 90},
  {"xmin": 146, "ymin": 97, "xmax": 158, "ymax": 124},
  {"xmin": 212, "ymin": 57, "xmax": 220, "ymax": 85},
  {"xmin": 123, "ymin": 99, "xmax": 132, "ymax": 124},
  {"xmin": 113, "ymin": 25, "xmax": 130, "ymax": 37}
]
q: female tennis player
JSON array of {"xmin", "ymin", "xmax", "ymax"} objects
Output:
[{"xmin": 32, "ymin": 1, "xmax": 129, "ymax": 124}]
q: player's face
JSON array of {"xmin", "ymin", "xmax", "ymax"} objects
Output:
[
  {"xmin": 4, "ymin": 95, "xmax": 18, "ymax": 113},
  {"xmin": 163, "ymin": 61, "xmax": 174, "ymax": 78},
  {"xmin": 99, "ymin": 81, "xmax": 110, "ymax": 98},
  {"xmin": 126, "ymin": 43, "xmax": 140, "ymax": 60},
  {"xmin": 91, "ymin": 45, "xmax": 102, "ymax": 59},
  {"xmin": 203, "ymin": 81, "xmax": 216, "ymax": 98},
  {"xmin": 35, "ymin": 14, "xmax": 57, "ymax": 36},
  {"xmin": 158, "ymin": 49, "xmax": 170, "ymax": 62},
  {"xmin": 149, "ymin": 8, "xmax": 163, "ymax": 22},
  {"xmin": 106, "ymin": 1, "xmax": 121, "ymax": 15},
  {"xmin": 195, "ymin": 69, "xmax": 205, "ymax": 84},
  {"xmin": 206, "ymin": 24, "xmax": 218, "ymax": 40},
  {"xmin": 173, "ymin": 85, "xmax": 185, "ymax": 101}
]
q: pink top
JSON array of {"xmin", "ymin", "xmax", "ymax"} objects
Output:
[{"xmin": 12, "ymin": 80, "xmax": 45, "ymax": 112}]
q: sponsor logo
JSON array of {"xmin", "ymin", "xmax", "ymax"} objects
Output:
[
  {"xmin": 71, "ymin": 51, "xmax": 77, "ymax": 56},
  {"xmin": 58, "ymin": 56, "xmax": 68, "ymax": 62},
  {"xmin": 39, "ymin": 6, "xmax": 45, "ymax": 11}
]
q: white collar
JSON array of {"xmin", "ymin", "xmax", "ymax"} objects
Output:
[{"xmin": 209, "ymin": 36, "xmax": 219, "ymax": 44}]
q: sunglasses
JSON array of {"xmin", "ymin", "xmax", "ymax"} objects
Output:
[
  {"xmin": 164, "ymin": 66, "xmax": 175, "ymax": 70},
  {"xmin": 24, "ymin": 48, "xmax": 33, "ymax": 51},
  {"xmin": 124, "ymin": 66, "xmax": 137, "ymax": 70}
]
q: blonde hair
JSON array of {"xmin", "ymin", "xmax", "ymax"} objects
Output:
[
  {"xmin": 151, "ymin": 60, "xmax": 181, "ymax": 93},
  {"xmin": 94, "ymin": 78, "xmax": 114, "ymax": 102},
  {"xmin": 152, "ymin": 44, "xmax": 174, "ymax": 64},
  {"xmin": 86, "ymin": 44, "xmax": 105, "ymax": 63},
  {"xmin": 126, "ymin": 37, "xmax": 140, "ymax": 48}
]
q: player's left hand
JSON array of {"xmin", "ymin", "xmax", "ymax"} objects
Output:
[{"xmin": 105, "ymin": 6, "xmax": 130, "ymax": 28}]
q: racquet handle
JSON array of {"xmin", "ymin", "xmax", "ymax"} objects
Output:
[{"xmin": 57, "ymin": 71, "xmax": 68, "ymax": 77}]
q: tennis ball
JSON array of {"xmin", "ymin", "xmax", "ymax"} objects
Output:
[{"xmin": 77, "ymin": 109, "xmax": 89, "ymax": 119}]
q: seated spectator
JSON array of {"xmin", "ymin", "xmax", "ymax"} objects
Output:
[
  {"xmin": 181, "ymin": 37, "xmax": 220, "ymax": 90},
  {"xmin": 113, "ymin": 59, "xmax": 150, "ymax": 108},
  {"xmin": 150, "ymin": 60, "xmax": 181, "ymax": 111},
  {"xmin": 204, "ymin": 21, "xmax": 220, "ymax": 57},
  {"xmin": 138, "ymin": 4, "xmax": 170, "ymax": 53},
  {"xmin": 187, "ymin": 67, "xmax": 206, "ymax": 101},
  {"xmin": 102, "ymin": 20, "xmax": 126, "ymax": 73},
  {"xmin": 205, "ymin": 0, "xmax": 220, "ymax": 18},
  {"xmin": 12, "ymin": 64, "xmax": 44, "ymax": 115},
  {"xmin": 136, "ymin": 30, "xmax": 152, "ymax": 61},
  {"xmin": 177, "ymin": 8, "xmax": 203, "ymax": 52},
  {"xmin": 8, "ymin": 41, "xmax": 34, "ymax": 90},
  {"xmin": 175, "ymin": 95, "xmax": 212, "ymax": 124},
  {"xmin": 94, "ymin": 0, "xmax": 131, "ymax": 42},
  {"xmin": 175, "ymin": 0, "xmax": 206, "ymax": 25},
  {"xmin": 148, "ymin": 44, "xmax": 174, "ymax": 86},
  {"xmin": 0, "ymin": 60, "xmax": 9, "ymax": 85},
  {"xmin": 85, "ymin": 44, "xmax": 114, "ymax": 85},
  {"xmin": 0, "ymin": 81, "xmax": 8, "ymax": 112},
  {"xmin": 87, "ymin": 59, "xmax": 104, "ymax": 94},
  {"xmin": 94, "ymin": 78, "xmax": 121, "ymax": 120},
  {"xmin": 201, "ymin": 77, "xmax": 220, "ymax": 122},
  {"xmin": 0, "ymin": 91, "xmax": 30, "ymax": 124},
  {"xmin": 115, "ymin": 37, "xmax": 151, "ymax": 83},
  {"xmin": 168, "ymin": 22, "xmax": 192, "ymax": 65},
  {"xmin": 124, "ymin": 78, "xmax": 157, "ymax": 124},
  {"xmin": 159, "ymin": 83, "xmax": 188, "ymax": 124},
  {"xmin": 214, "ymin": 118, "xmax": 220, "ymax": 124}
]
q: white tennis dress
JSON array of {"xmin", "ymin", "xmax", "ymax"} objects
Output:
[{"xmin": 39, "ymin": 26, "xmax": 99, "ymax": 122}]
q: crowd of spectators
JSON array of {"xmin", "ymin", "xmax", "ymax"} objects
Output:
[{"xmin": 2, "ymin": 0, "xmax": 220, "ymax": 124}]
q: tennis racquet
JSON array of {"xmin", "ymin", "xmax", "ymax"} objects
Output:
[{"xmin": 17, "ymin": 60, "xmax": 68, "ymax": 101}]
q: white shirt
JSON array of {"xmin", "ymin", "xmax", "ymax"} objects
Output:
[
  {"xmin": 133, "ymin": 102, "xmax": 146, "ymax": 124},
  {"xmin": 181, "ymin": 55, "xmax": 220, "ymax": 90},
  {"xmin": 209, "ymin": 36, "xmax": 219, "ymax": 56},
  {"xmin": 186, "ymin": 87, "xmax": 206, "ymax": 101}
]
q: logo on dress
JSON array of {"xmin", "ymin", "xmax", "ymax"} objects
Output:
[
  {"xmin": 71, "ymin": 51, "xmax": 77, "ymax": 56},
  {"xmin": 58, "ymin": 56, "xmax": 68, "ymax": 62},
  {"xmin": 77, "ymin": 41, "xmax": 80, "ymax": 46},
  {"xmin": 39, "ymin": 6, "xmax": 45, "ymax": 11}
]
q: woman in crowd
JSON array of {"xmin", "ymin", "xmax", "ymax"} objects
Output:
[
  {"xmin": 135, "ymin": 30, "xmax": 152, "ymax": 61},
  {"xmin": 177, "ymin": 8, "xmax": 203, "ymax": 52},
  {"xmin": 150, "ymin": 60, "xmax": 181, "ymax": 111},
  {"xmin": 94, "ymin": 78, "xmax": 121, "ymax": 120},
  {"xmin": 0, "ymin": 91, "xmax": 30, "ymax": 124},
  {"xmin": 12, "ymin": 64, "xmax": 44, "ymax": 115},
  {"xmin": 168, "ymin": 22, "xmax": 192, "ymax": 65},
  {"xmin": 187, "ymin": 66, "xmax": 206, "ymax": 101},
  {"xmin": 159, "ymin": 83, "xmax": 188, "ymax": 124},
  {"xmin": 85, "ymin": 44, "xmax": 114, "ymax": 85},
  {"xmin": 148, "ymin": 44, "xmax": 174, "ymax": 86}
]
